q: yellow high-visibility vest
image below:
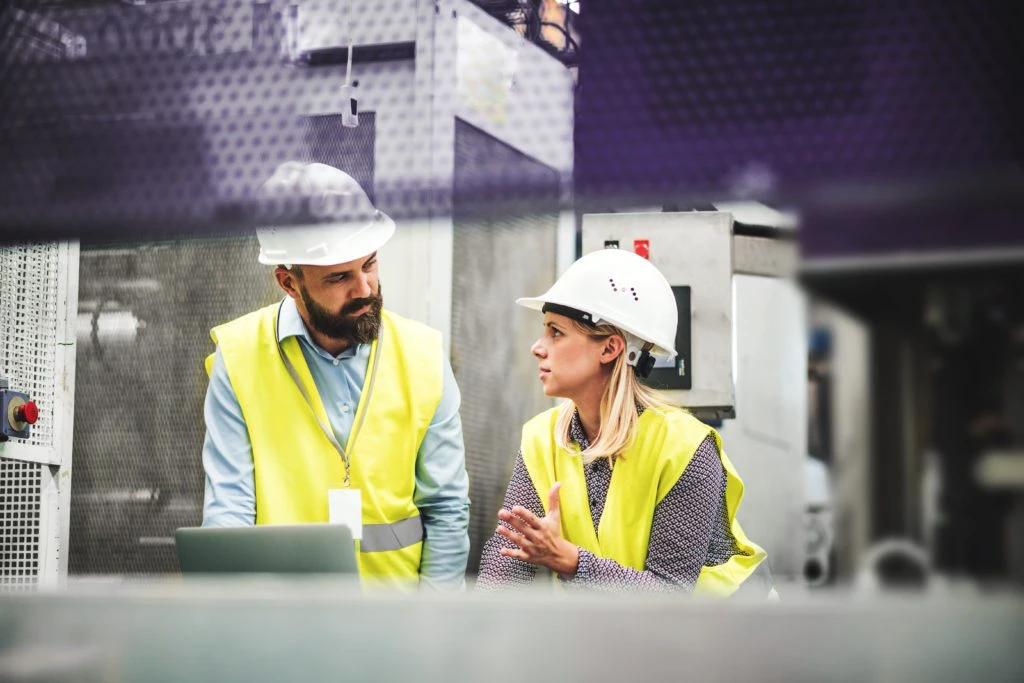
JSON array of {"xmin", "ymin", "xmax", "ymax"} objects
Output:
[
  {"xmin": 520, "ymin": 405, "xmax": 768, "ymax": 595},
  {"xmin": 207, "ymin": 303, "xmax": 443, "ymax": 587}
]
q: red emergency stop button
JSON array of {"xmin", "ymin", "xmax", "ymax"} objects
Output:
[
  {"xmin": 633, "ymin": 239, "xmax": 650, "ymax": 259},
  {"xmin": 15, "ymin": 401, "xmax": 38, "ymax": 425}
]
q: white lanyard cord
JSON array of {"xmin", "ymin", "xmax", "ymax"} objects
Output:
[{"xmin": 274, "ymin": 300, "xmax": 383, "ymax": 486}]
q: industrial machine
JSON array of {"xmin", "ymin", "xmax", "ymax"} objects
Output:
[{"xmin": 0, "ymin": 0, "xmax": 573, "ymax": 581}]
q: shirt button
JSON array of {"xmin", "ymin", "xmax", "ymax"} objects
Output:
[
  {"xmin": 341, "ymin": 404, "xmax": 351, "ymax": 413},
  {"xmin": 332, "ymin": 359, "xmax": 340, "ymax": 366}
]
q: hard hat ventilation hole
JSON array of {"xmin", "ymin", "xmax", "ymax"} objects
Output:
[
  {"xmin": 609, "ymin": 277, "xmax": 617, "ymax": 292},
  {"xmin": 630, "ymin": 287, "xmax": 638, "ymax": 301}
]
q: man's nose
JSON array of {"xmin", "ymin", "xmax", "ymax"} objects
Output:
[{"xmin": 355, "ymin": 271, "xmax": 373, "ymax": 299}]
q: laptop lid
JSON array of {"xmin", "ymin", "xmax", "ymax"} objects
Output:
[{"xmin": 175, "ymin": 524, "xmax": 358, "ymax": 575}]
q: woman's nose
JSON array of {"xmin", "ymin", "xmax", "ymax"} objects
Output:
[{"xmin": 531, "ymin": 338, "xmax": 546, "ymax": 358}]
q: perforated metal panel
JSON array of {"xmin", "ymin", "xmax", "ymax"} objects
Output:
[
  {"xmin": 577, "ymin": 1, "xmax": 1021, "ymax": 203},
  {"xmin": 0, "ymin": 243, "xmax": 61, "ymax": 449},
  {"xmin": 0, "ymin": 0, "xmax": 579, "ymax": 244},
  {"xmin": 1, "ymin": 243, "xmax": 73, "ymax": 590},
  {"xmin": 0, "ymin": 458, "xmax": 43, "ymax": 588}
]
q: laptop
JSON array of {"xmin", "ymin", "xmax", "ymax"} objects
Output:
[{"xmin": 175, "ymin": 523, "xmax": 359, "ymax": 576}]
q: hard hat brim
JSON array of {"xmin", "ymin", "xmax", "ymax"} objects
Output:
[
  {"xmin": 257, "ymin": 211, "xmax": 395, "ymax": 267},
  {"xmin": 514, "ymin": 296, "xmax": 547, "ymax": 312},
  {"xmin": 516, "ymin": 295, "xmax": 677, "ymax": 359}
]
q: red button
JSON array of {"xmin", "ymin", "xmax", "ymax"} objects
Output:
[
  {"xmin": 633, "ymin": 239, "xmax": 650, "ymax": 259},
  {"xmin": 15, "ymin": 401, "xmax": 38, "ymax": 425}
]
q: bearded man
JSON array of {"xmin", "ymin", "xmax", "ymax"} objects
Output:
[{"xmin": 201, "ymin": 162, "xmax": 469, "ymax": 591}]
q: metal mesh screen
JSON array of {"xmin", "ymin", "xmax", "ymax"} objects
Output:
[
  {"xmin": 69, "ymin": 238, "xmax": 277, "ymax": 574},
  {"xmin": 68, "ymin": 118, "xmax": 375, "ymax": 575},
  {"xmin": 0, "ymin": 243, "xmax": 61, "ymax": 448},
  {"xmin": 0, "ymin": 458, "xmax": 43, "ymax": 588},
  {"xmin": 302, "ymin": 114, "xmax": 376, "ymax": 199},
  {"xmin": 451, "ymin": 119, "xmax": 560, "ymax": 573}
]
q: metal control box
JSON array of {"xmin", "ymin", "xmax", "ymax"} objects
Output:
[{"xmin": 582, "ymin": 211, "xmax": 734, "ymax": 418}]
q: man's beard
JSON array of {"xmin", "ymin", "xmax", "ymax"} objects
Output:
[{"xmin": 300, "ymin": 283, "xmax": 383, "ymax": 345}]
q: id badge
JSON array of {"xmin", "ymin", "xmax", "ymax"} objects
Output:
[{"xmin": 328, "ymin": 488, "xmax": 362, "ymax": 540}]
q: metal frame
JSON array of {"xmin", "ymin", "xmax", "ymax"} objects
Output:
[
  {"xmin": 0, "ymin": 240, "xmax": 79, "ymax": 587},
  {"xmin": 801, "ymin": 246, "xmax": 1024, "ymax": 275}
]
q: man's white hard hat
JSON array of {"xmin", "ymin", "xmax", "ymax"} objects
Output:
[{"xmin": 255, "ymin": 161, "xmax": 394, "ymax": 266}]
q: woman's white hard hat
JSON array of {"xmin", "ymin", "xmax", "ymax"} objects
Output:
[
  {"xmin": 255, "ymin": 161, "xmax": 395, "ymax": 266},
  {"xmin": 517, "ymin": 248, "xmax": 678, "ymax": 365}
]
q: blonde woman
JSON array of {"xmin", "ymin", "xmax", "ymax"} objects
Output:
[{"xmin": 477, "ymin": 248, "xmax": 772, "ymax": 595}]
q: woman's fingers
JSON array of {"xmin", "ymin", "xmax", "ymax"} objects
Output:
[
  {"xmin": 498, "ymin": 508, "xmax": 539, "ymax": 540},
  {"xmin": 499, "ymin": 546, "xmax": 530, "ymax": 562},
  {"xmin": 495, "ymin": 524, "xmax": 524, "ymax": 546},
  {"xmin": 510, "ymin": 506, "xmax": 543, "ymax": 529},
  {"xmin": 547, "ymin": 483, "xmax": 561, "ymax": 516}
]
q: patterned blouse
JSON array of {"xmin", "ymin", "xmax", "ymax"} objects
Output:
[{"xmin": 476, "ymin": 408, "xmax": 740, "ymax": 591}]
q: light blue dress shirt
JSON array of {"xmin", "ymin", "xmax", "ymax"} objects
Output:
[{"xmin": 202, "ymin": 297, "xmax": 470, "ymax": 589}]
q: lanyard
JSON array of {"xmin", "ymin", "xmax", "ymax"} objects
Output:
[{"xmin": 274, "ymin": 300, "xmax": 383, "ymax": 487}]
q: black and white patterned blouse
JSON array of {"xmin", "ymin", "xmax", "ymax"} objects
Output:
[{"xmin": 476, "ymin": 408, "xmax": 740, "ymax": 592}]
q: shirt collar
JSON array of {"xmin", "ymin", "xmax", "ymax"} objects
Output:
[
  {"xmin": 276, "ymin": 296, "xmax": 360, "ymax": 360},
  {"xmin": 570, "ymin": 403, "xmax": 647, "ymax": 452}
]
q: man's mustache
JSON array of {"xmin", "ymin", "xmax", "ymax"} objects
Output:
[{"xmin": 341, "ymin": 295, "xmax": 381, "ymax": 315}]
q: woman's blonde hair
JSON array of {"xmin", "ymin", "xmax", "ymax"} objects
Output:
[{"xmin": 555, "ymin": 319, "xmax": 676, "ymax": 464}]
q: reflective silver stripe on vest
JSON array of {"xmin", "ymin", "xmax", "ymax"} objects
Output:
[{"xmin": 360, "ymin": 515, "xmax": 424, "ymax": 553}]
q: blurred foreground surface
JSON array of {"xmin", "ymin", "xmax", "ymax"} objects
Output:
[{"xmin": 1, "ymin": 577, "xmax": 1022, "ymax": 683}]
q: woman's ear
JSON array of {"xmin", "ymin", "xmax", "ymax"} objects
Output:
[{"xmin": 599, "ymin": 334, "xmax": 626, "ymax": 365}]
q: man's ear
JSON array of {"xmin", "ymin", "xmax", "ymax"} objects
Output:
[
  {"xmin": 599, "ymin": 334, "xmax": 626, "ymax": 366},
  {"xmin": 273, "ymin": 266, "xmax": 302, "ymax": 300}
]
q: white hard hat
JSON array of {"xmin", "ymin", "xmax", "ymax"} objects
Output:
[
  {"xmin": 517, "ymin": 249, "xmax": 678, "ymax": 370},
  {"xmin": 255, "ymin": 161, "xmax": 395, "ymax": 266}
]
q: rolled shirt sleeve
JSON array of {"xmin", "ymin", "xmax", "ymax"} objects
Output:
[{"xmin": 201, "ymin": 348, "xmax": 257, "ymax": 527}]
